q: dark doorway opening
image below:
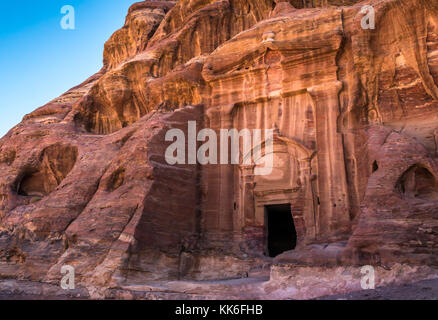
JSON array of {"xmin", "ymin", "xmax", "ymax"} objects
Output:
[{"xmin": 265, "ymin": 204, "xmax": 297, "ymax": 257}]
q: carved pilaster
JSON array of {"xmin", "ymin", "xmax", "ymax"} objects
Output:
[{"xmin": 307, "ymin": 81, "xmax": 351, "ymax": 238}]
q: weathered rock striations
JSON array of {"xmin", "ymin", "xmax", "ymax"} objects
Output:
[{"xmin": 1, "ymin": 0, "xmax": 438, "ymax": 298}]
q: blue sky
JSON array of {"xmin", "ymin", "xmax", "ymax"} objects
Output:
[{"xmin": 0, "ymin": 0, "xmax": 136, "ymax": 137}]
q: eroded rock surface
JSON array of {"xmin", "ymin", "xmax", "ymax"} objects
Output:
[{"xmin": 1, "ymin": 0, "xmax": 438, "ymax": 298}]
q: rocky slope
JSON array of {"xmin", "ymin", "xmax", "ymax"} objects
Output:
[{"xmin": 1, "ymin": 0, "xmax": 438, "ymax": 299}]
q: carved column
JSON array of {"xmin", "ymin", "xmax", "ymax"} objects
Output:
[
  {"xmin": 202, "ymin": 105, "xmax": 235, "ymax": 246},
  {"xmin": 307, "ymin": 81, "xmax": 351, "ymax": 239},
  {"xmin": 219, "ymin": 104, "xmax": 236, "ymax": 233}
]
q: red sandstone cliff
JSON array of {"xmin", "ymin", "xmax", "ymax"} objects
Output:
[{"xmin": 1, "ymin": 0, "xmax": 438, "ymax": 299}]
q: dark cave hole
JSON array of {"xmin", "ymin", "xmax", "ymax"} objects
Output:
[
  {"xmin": 372, "ymin": 160, "xmax": 379, "ymax": 173},
  {"xmin": 17, "ymin": 170, "xmax": 41, "ymax": 197},
  {"xmin": 265, "ymin": 204, "xmax": 297, "ymax": 258}
]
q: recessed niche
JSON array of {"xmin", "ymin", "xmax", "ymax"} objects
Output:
[
  {"xmin": 395, "ymin": 164, "xmax": 438, "ymax": 200},
  {"xmin": 106, "ymin": 167, "xmax": 125, "ymax": 192},
  {"xmin": 17, "ymin": 144, "xmax": 78, "ymax": 197}
]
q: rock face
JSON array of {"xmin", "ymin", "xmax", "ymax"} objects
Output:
[{"xmin": 1, "ymin": 0, "xmax": 438, "ymax": 296}]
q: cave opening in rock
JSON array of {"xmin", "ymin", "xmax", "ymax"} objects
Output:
[
  {"xmin": 16, "ymin": 144, "xmax": 78, "ymax": 197},
  {"xmin": 265, "ymin": 204, "xmax": 297, "ymax": 257},
  {"xmin": 396, "ymin": 164, "xmax": 438, "ymax": 200}
]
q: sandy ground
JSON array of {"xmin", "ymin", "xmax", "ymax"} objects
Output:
[
  {"xmin": 0, "ymin": 278, "xmax": 437, "ymax": 300},
  {"xmin": 318, "ymin": 278, "xmax": 438, "ymax": 300},
  {"xmin": 1, "ymin": 273, "xmax": 437, "ymax": 300}
]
